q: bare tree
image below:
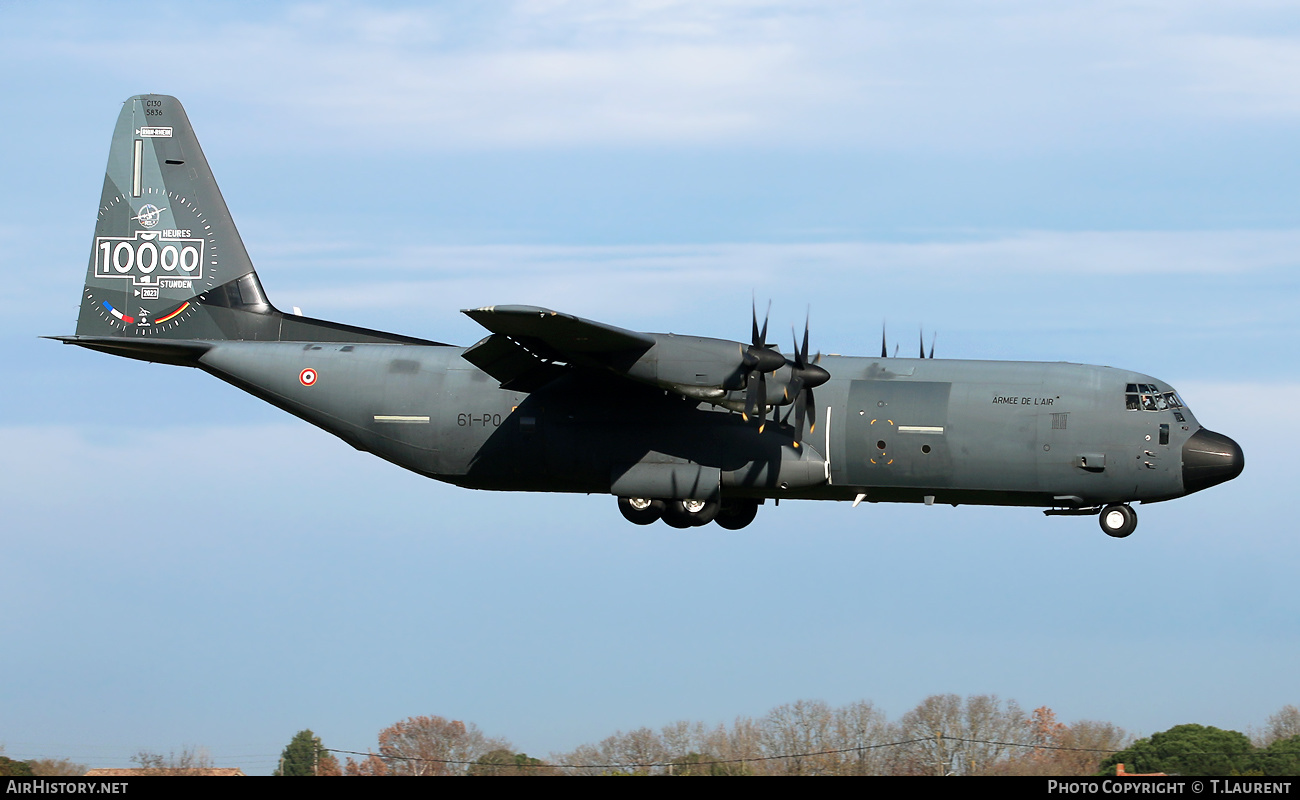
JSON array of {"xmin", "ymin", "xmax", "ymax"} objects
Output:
[
  {"xmin": 598, "ymin": 727, "xmax": 667, "ymax": 774},
  {"xmin": 991, "ymin": 707, "xmax": 1128, "ymax": 776},
  {"xmin": 343, "ymin": 752, "xmax": 389, "ymax": 776},
  {"xmin": 831, "ymin": 700, "xmax": 892, "ymax": 775},
  {"xmin": 372, "ymin": 715, "xmax": 509, "ymax": 776},
  {"xmin": 129, "ymin": 746, "xmax": 213, "ymax": 775},
  {"xmin": 659, "ymin": 720, "xmax": 706, "ymax": 763},
  {"xmin": 1056, "ymin": 720, "xmax": 1130, "ymax": 775},
  {"xmin": 28, "ymin": 758, "xmax": 89, "ymax": 777},
  {"xmin": 1259, "ymin": 705, "xmax": 1300, "ymax": 747},
  {"xmin": 896, "ymin": 694, "xmax": 1029, "ymax": 775},
  {"xmin": 760, "ymin": 699, "xmax": 837, "ymax": 774}
]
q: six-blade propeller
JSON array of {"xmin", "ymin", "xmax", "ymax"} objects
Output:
[
  {"xmin": 739, "ymin": 304, "xmax": 830, "ymax": 446},
  {"xmin": 741, "ymin": 302, "xmax": 787, "ymax": 433},
  {"xmin": 740, "ymin": 308, "xmax": 935, "ymax": 447}
]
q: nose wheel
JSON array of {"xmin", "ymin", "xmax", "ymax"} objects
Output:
[{"xmin": 1099, "ymin": 504, "xmax": 1137, "ymax": 538}]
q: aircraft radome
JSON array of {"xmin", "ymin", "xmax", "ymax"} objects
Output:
[{"xmin": 54, "ymin": 95, "xmax": 1245, "ymax": 536}]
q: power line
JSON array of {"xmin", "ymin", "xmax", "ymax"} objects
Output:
[{"xmin": 324, "ymin": 734, "xmax": 1125, "ymax": 772}]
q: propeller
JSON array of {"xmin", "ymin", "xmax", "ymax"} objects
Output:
[
  {"xmin": 919, "ymin": 326, "xmax": 937, "ymax": 359},
  {"xmin": 741, "ymin": 301, "xmax": 785, "ymax": 432},
  {"xmin": 784, "ymin": 314, "xmax": 831, "ymax": 447}
]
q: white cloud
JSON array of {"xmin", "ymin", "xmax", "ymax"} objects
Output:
[
  {"xmin": 233, "ymin": 230, "xmax": 1298, "ymax": 363},
  {"xmin": 14, "ymin": 1, "xmax": 1300, "ymax": 150},
  {"xmin": 263, "ymin": 230, "xmax": 1300, "ymax": 312}
]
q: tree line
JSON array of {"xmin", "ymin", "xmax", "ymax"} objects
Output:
[
  {"xmin": 6, "ymin": 699, "xmax": 1294, "ymax": 776},
  {"xmin": 272, "ymin": 699, "xmax": 1299, "ymax": 776}
]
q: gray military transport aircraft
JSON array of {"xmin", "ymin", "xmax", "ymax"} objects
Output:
[{"xmin": 54, "ymin": 95, "xmax": 1244, "ymax": 536}]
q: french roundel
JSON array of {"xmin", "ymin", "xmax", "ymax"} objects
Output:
[{"xmin": 299, "ymin": 368, "xmax": 318, "ymax": 386}]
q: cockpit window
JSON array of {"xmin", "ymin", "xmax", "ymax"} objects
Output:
[{"xmin": 1124, "ymin": 385, "xmax": 1185, "ymax": 412}]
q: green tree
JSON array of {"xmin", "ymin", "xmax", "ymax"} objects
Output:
[
  {"xmin": 468, "ymin": 748, "xmax": 555, "ymax": 776},
  {"xmin": 667, "ymin": 751, "xmax": 752, "ymax": 776},
  {"xmin": 1099, "ymin": 724, "xmax": 1254, "ymax": 776},
  {"xmin": 275, "ymin": 730, "xmax": 339, "ymax": 776},
  {"xmin": 28, "ymin": 758, "xmax": 88, "ymax": 776},
  {"xmin": 0, "ymin": 756, "xmax": 33, "ymax": 777},
  {"xmin": 1256, "ymin": 734, "xmax": 1300, "ymax": 777}
]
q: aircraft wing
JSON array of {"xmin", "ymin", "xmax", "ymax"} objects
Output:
[
  {"xmin": 460, "ymin": 306, "xmax": 825, "ymax": 426},
  {"xmin": 461, "ymin": 305, "xmax": 657, "ymax": 390},
  {"xmin": 463, "ymin": 305, "xmax": 655, "ymax": 354}
]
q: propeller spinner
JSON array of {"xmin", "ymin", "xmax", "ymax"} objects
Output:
[{"xmin": 785, "ymin": 316, "xmax": 830, "ymax": 447}]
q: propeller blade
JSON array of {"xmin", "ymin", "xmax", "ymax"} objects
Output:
[
  {"xmin": 793, "ymin": 391, "xmax": 806, "ymax": 446},
  {"xmin": 929, "ymin": 331, "xmax": 936, "ymax": 360},
  {"xmin": 743, "ymin": 300, "xmax": 784, "ymax": 373},
  {"xmin": 795, "ymin": 313, "xmax": 806, "ymax": 366},
  {"xmin": 881, "ymin": 323, "xmax": 887, "ymax": 358},
  {"xmin": 744, "ymin": 370, "xmax": 766, "ymax": 420}
]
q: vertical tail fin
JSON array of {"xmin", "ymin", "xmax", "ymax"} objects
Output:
[
  {"xmin": 70, "ymin": 95, "xmax": 441, "ymax": 349},
  {"xmin": 76, "ymin": 94, "xmax": 277, "ymax": 340}
]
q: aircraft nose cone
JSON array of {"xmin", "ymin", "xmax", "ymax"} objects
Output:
[{"xmin": 1182, "ymin": 428, "xmax": 1244, "ymax": 495}]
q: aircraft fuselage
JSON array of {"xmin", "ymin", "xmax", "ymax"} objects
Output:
[
  {"xmin": 59, "ymin": 94, "xmax": 1245, "ymax": 535},
  {"xmin": 198, "ymin": 341, "xmax": 1219, "ymax": 509}
]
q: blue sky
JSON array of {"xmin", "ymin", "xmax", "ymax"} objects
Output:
[{"xmin": 1, "ymin": 1, "xmax": 1296, "ymax": 774}]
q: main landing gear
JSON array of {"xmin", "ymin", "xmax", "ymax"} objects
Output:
[
  {"xmin": 1099, "ymin": 503, "xmax": 1138, "ymax": 538},
  {"xmin": 617, "ymin": 497, "xmax": 760, "ymax": 529}
]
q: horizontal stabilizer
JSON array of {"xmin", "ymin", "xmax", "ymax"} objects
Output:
[{"xmin": 48, "ymin": 335, "xmax": 213, "ymax": 366}]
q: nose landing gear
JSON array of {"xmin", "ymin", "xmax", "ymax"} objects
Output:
[{"xmin": 1099, "ymin": 503, "xmax": 1138, "ymax": 538}]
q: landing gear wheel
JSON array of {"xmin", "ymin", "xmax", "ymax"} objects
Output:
[
  {"xmin": 662, "ymin": 498, "xmax": 720, "ymax": 527},
  {"xmin": 618, "ymin": 497, "xmax": 664, "ymax": 525},
  {"xmin": 1099, "ymin": 504, "xmax": 1137, "ymax": 538},
  {"xmin": 715, "ymin": 499, "xmax": 759, "ymax": 530}
]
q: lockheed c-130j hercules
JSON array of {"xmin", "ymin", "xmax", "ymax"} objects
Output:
[{"xmin": 54, "ymin": 95, "xmax": 1244, "ymax": 536}]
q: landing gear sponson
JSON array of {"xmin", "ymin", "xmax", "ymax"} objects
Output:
[{"xmin": 617, "ymin": 497, "xmax": 760, "ymax": 529}]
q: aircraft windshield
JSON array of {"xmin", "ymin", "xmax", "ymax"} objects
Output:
[{"xmin": 1125, "ymin": 383, "xmax": 1184, "ymax": 412}]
